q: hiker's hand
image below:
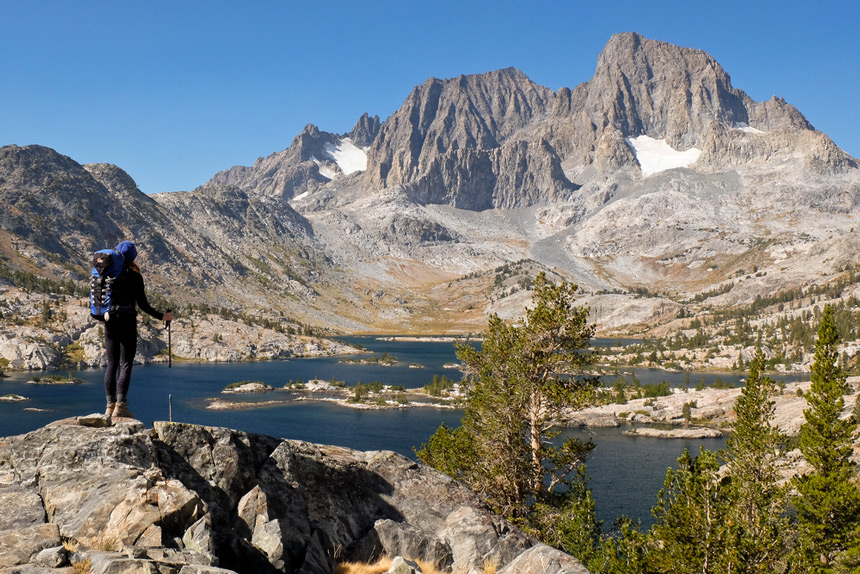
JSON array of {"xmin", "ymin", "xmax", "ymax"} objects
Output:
[{"xmin": 163, "ymin": 312, "xmax": 174, "ymax": 322}]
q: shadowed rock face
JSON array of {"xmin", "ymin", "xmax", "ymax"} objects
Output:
[{"xmin": 0, "ymin": 418, "xmax": 587, "ymax": 574}]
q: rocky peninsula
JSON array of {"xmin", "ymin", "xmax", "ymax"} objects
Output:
[
  {"xmin": 0, "ymin": 287, "xmax": 362, "ymax": 371},
  {"xmin": 562, "ymin": 377, "xmax": 860, "ymax": 478},
  {"xmin": 0, "ymin": 417, "xmax": 587, "ymax": 574}
]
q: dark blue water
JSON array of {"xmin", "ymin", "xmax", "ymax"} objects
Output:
[{"xmin": 0, "ymin": 336, "xmax": 739, "ymax": 526}]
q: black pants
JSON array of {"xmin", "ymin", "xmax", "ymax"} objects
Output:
[{"xmin": 104, "ymin": 318, "xmax": 137, "ymax": 403}]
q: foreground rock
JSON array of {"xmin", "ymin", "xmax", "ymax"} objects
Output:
[{"xmin": 0, "ymin": 418, "xmax": 587, "ymax": 574}]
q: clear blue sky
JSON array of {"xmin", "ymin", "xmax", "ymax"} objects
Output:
[{"xmin": 2, "ymin": 1, "xmax": 858, "ymax": 194}]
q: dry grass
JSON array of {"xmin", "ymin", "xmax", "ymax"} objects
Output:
[
  {"xmin": 334, "ymin": 555, "xmax": 502, "ymax": 574},
  {"xmin": 71, "ymin": 558, "xmax": 92, "ymax": 574},
  {"xmin": 333, "ymin": 556, "xmax": 444, "ymax": 574},
  {"xmin": 92, "ymin": 532, "xmax": 121, "ymax": 551},
  {"xmin": 480, "ymin": 555, "xmax": 499, "ymax": 574}
]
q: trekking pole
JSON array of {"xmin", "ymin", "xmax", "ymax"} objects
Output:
[{"xmin": 167, "ymin": 310, "xmax": 173, "ymax": 423}]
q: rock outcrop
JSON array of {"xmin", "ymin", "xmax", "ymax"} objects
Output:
[
  {"xmin": 0, "ymin": 419, "xmax": 587, "ymax": 574},
  {"xmin": 0, "ymin": 286, "xmax": 362, "ymax": 371}
]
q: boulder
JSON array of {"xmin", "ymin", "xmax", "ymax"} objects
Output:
[
  {"xmin": 497, "ymin": 544, "xmax": 589, "ymax": 574},
  {"xmin": 33, "ymin": 546, "xmax": 68, "ymax": 568},
  {"xmin": 364, "ymin": 518, "xmax": 452, "ymax": 570},
  {"xmin": 182, "ymin": 514, "xmax": 217, "ymax": 566},
  {"xmin": 0, "ymin": 485, "xmax": 46, "ymax": 530},
  {"xmin": 77, "ymin": 413, "xmax": 113, "ymax": 428},
  {"xmin": 386, "ymin": 556, "xmax": 422, "ymax": 574},
  {"xmin": 0, "ymin": 523, "xmax": 61, "ymax": 567}
]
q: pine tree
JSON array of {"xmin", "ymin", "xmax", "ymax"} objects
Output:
[
  {"xmin": 792, "ymin": 304, "xmax": 860, "ymax": 572},
  {"xmin": 416, "ymin": 272, "xmax": 598, "ymax": 520},
  {"xmin": 646, "ymin": 447, "xmax": 730, "ymax": 574},
  {"xmin": 723, "ymin": 345, "xmax": 789, "ymax": 573}
]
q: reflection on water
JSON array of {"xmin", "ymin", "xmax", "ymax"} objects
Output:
[{"xmin": 0, "ymin": 336, "xmax": 777, "ymax": 526}]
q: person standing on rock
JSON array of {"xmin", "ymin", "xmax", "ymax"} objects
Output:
[{"xmin": 100, "ymin": 240, "xmax": 173, "ymax": 418}]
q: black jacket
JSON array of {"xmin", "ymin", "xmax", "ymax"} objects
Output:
[{"xmin": 105, "ymin": 266, "xmax": 163, "ymax": 321}]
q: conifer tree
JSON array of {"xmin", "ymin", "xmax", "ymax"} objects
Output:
[
  {"xmin": 417, "ymin": 272, "xmax": 598, "ymax": 520},
  {"xmin": 792, "ymin": 304, "xmax": 860, "ymax": 572},
  {"xmin": 646, "ymin": 447, "xmax": 730, "ymax": 574},
  {"xmin": 723, "ymin": 346, "xmax": 789, "ymax": 573}
]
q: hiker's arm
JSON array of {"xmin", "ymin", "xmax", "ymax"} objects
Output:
[{"xmin": 133, "ymin": 273, "xmax": 165, "ymax": 320}]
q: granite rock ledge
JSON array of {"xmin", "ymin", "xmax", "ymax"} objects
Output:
[{"xmin": 0, "ymin": 417, "xmax": 588, "ymax": 574}]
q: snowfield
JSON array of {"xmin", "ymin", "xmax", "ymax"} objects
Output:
[
  {"xmin": 324, "ymin": 138, "xmax": 367, "ymax": 175},
  {"xmin": 626, "ymin": 135, "xmax": 702, "ymax": 177}
]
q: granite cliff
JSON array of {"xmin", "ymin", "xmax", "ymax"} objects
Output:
[{"xmin": 0, "ymin": 418, "xmax": 586, "ymax": 574}]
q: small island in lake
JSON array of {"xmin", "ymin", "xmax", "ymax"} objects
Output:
[
  {"xmin": 27, "ymin": 375, "xmax": 84, "ymax": 385},
  {"xmin": 206, "ymin": 376, "xmax": 464, "ymax": 411},
  {"xmin": 338, "ymin": 352, "xmax": 398, "ymax": 366}
]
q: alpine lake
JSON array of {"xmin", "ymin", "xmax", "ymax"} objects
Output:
[{"xmin": 0, "ymin": 336, "xmax": 807, "ymax": 527}]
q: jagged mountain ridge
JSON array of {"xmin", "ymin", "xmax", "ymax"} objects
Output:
[
  {"xmin": 208, "ymin": 32, "xmax": 855, "ymax": 209},
  {"xmin": 207, "ymin": 115, "xmax": 381, "ymax": 200},
  {"xmin": 1, "ymin": 32, "xmax": 859, "ymax": 334}
]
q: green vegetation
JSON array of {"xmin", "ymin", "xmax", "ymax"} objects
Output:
[
  {"xmin": 417, "ymin": 272, "xmax": 598, "ymax": 522},
  {"xmin": 423, "ymin": 374, "xmax": 458, "ymax": 397},
  {"xmin": 340, "ymin": 352, "xmax": 398, "ymax": 366},
  {"xmin": 792, "ymin": 305, "xmax": 860, "ymax": 572},
  {"xmin": 721, "ymin": 346, "xmax": 788, "ymax": 572},
  {"xmin": 27, "ymin": 374, "xmax": 84, "ymax": 384},
  {"xmin": 63, "ymin": 342, "xmax": 85, "ymax": 364},
  {"xmin": 598, "ymin": 376, "xmax": 673, "ymax": 405},
  {"xmin": 577, "ymin": 315, "xmax": 858, "ymax": 573},
  {"xmin": 347, "ymin": 381, "xmax": 387, "ymax": 403},
  {"xmin": 0, "ymin": 260, "xmax": 87, "ymax": 297},
  {"xmin": 596, "ymin": 267, "xmax": 860, "ymax": 375},
  {"xmin": 417, "ymin": 279, "xmax": 860, "ymax": 574}
]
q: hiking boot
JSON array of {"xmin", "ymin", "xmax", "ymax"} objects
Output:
[
  {"xmin": 105, "ymin": 403, "xmax": 116, "ymax": 417},
  {"xmin": 113, "ymin": 402, "xmax": 134, "ymax": 419}
]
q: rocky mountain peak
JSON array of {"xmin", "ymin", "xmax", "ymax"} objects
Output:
[
  {"xmin": 588, "ymin": 32, "xmax": 756, "ymax": 148},
  {"xmin": 362, "ymin": 67, "xmax": 569, "ymax": 209},
  {"xmin": 0, "ymin": 145, "xmax": 128, "ymax": 258},
  {"xmin": 366, "ymin": 67, "xmax": 556, "ymax": 188},
  {"xmin": 348, "ymin": 112, "xmax": 381, "ymax": 147},
  {"xmin": 83, "ymin": 162, "xmax": 144, "ymax": 197}
]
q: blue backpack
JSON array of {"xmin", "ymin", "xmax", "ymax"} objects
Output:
[{"xmin": 89, "ymin": 249, "xmax": 125, "ymax": 320}]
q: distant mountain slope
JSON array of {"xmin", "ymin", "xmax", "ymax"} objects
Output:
[
  {"xmin": 1, "ymin": 33, "xmax": 858, "ymax": 335},
  {"xmin": 0, "ymin": 144, "xmax": 336, "ymax": 324}
]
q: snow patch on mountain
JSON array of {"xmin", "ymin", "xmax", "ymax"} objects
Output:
[
  {"xmin": 325, "ymin": 138, "xmax": 367, "ymax": 175},
  {"xmin": 626, "ymin": 135, "xmax": 702, "ymax": 177},
  {"xmin": 310, "ymin": 137, "xmax": 368, "ymax": 181},
  {"xmin": 314, "ymin": 161, "xmax": 338, "ymax": 180},
  {"xmin": 734, "ymin": 122, "xmax": 765, "ymax": 134}
]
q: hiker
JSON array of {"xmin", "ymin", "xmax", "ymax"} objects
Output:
[{"xmin": 100, "ymin": 240, "xmax": 173, "ymax": 418}]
